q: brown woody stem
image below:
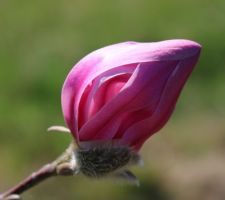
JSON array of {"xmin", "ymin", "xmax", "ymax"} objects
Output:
[
  {"xmin": 0, "ymin": 163, "xmax": 57, "ymax": 199},
  {"xmin": 0, "ymin": 144, "xmax": 76, "ymax": 200}
]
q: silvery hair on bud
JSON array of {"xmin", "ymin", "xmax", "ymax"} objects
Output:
[{"xmin": 75, "ymin": 145, "xmax": 142, "ymax": 178}]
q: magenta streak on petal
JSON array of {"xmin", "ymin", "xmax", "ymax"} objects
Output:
[
  {"xmin": 81, "ymin": 64, "xmax": 137, "ymax": 125},
  {"xmin": 90, "ymin": 74, "xmax": 130, "ymax": 117},
  {"xmin": 78, "ymin": 61, "xmax": 178, "ymax": 142},
  {"xmin": 78, "ymin": 74, "xmax": 131, "ymax": 129},
  {"xmin": 120, "ymin": 54, "xmax": 200, "ymax": 150},
  {"xmin": 98, "ymin": 61, "xmax": 177, "ymax": 140},
  {"xmin": 113, "ymin": 108, "xmax": 153, "ymax": 139}
]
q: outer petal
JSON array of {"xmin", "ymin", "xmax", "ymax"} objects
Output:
[
  {"xmin": 61, "ymin": 39, "xmax": 201, "ymax": 141},
  {"xmin": 78, "ymin": 61, "xmax": 178, "ymax": 141},
  {"xmin": 120, "ymin": 54, "xmax": 201, "ymax": 150}
]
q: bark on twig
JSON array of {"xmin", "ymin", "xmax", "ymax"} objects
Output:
[{"xmin": 0, "ymin": 144, "xmax": 76, "ymax": 200}]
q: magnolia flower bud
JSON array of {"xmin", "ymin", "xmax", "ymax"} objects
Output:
[{"xmin": 62, "ymin": 39, "xmax": 201, "ymax": 151}]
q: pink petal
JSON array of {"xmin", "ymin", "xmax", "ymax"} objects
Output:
[
  {"xmin": 80, "ymin": 64, "xmax": 137, "ymax": 126},
  {"xmin": 61, "ymin": 39, "xmax": 201, "ymax": 143},
  {"xmin": 78, "ymin": 60, "xmax": 178, "ymax": 141},
  {"xmin": 120, "ymin": 54, "xmax": 200, "ymax": 150}
]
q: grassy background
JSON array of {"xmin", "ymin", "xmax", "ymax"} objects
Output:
[{"xmin": 0, "ymin": 0, "xmax": 225, "ymax": 199}]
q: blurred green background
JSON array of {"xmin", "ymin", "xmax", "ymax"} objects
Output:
[{"xmin": 0, "ymin": 0, "xmax": 225, "ymax": 199}]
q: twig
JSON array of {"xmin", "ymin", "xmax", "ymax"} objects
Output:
[
  {"xmin": 0, "ymin": 144, "xmax": 76, "ymax": 200},
  {"xmin": 0, "ymin": 163, "xmax": 56, "ymax": 199}
]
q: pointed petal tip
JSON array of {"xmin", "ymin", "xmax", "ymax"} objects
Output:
[
  {"xmin": 162, "ymin": 39, "xmax": 201, "ymax": 60},
  {"xmin": 172, "ymin": 39, "xmax": 202, "ymax": 53}
]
